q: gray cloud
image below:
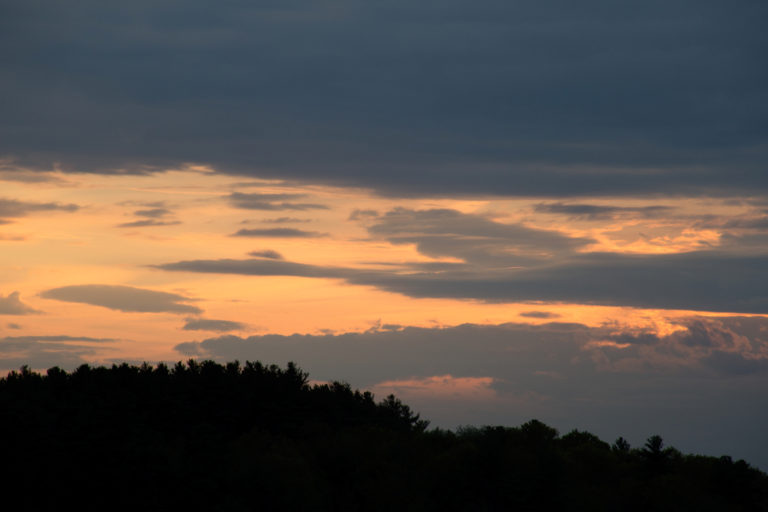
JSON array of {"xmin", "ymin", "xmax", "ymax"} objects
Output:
[
  {"xmin": 154, "ymin": 257, "xmax": 340, "ymax": 279},
  {"xmin": 534, "ymin": 203, "xmax": 674, "ymax": 220},
  {"xmin": 117, "ymin": 205, "xmax": 179, "ymax": 228},
  {"xmin": 117, "ymin": 219, "xmax": 182, "ymax": 228},
  {"xmin": 0, "ymin": 198, "xmax": 78, "ymax": 218},
  {"xmin": 232, "ymin": 228, "xmax": 325, "ymax": 238},
  {"xmin": 40, "ymin": 285, "xmax": 202, "ymax": 314},
  {"xmin": 261, "ymin": 217, "xmax": 311, "ymax": 224},
  {"xmin": 134, "ymin": 208, "xmax": 171, "ymax": 218},
  {"xmin": 349, "ymin": 209, "xmax": 379, "ymax": 221},
  {"xmin": 366, "ymin": 208, "xmax": 592, "ymax": 265},
  {"xmin": 1, "ymin": 1, "xmax": 764, "ymax": 198},
  {"xmin": 357, "ymin": 252, "xmax": 768, "ymax": 313},
  {"xmin": 154, "ymin": 249, "xmax": 768, "ymax": 314},
  {"xmin": 2, "ymin": 335, "xmax": 115, "ymax": 343},
  {"xmin": 0, "ymin": 170, "xmax": 66, "ymax": 183},
  {"xmin": 247, "ymin": 249, "xmax": 283, "ymax": 260},
  {"xmin": 182, "ymin": 317, "xmax": 246, "ymax": 332},
  {"xmin": 228, "ymin": 193, "xmax": 328, "ymax": 211},
  {"xmin": 519, "ymin": 311, "xmax": 561, "ymax": 319},
  {"xmin": 0, "ymin": 291, "xmax": 40, "ymax": 315},
  {"xmin": 6, "ymin": 323, "xmax": 21, "ymax": 329}
]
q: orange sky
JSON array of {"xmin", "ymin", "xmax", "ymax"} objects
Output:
[{"xmin": 1, "ymin": 167, "xmax": 763, "ymax": 368}]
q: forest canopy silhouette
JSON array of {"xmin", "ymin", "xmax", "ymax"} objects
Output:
[{"xmin": 3, "ymin": 360, "xmax": 766, "ymax": 511}]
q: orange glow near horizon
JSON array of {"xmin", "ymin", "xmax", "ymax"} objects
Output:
[{"xmin": 1, "ymin": 167, "xmax": 766, "ymax": 369}]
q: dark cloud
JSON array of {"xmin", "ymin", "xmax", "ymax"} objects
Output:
[
  {"xmin": 182, "ymin": 317, "xmax": 246, "ymax": 332},
  {"xmin": 228, "ymin": 193, "xmax": 328, "ymax": 211},
  {"xmin": 2, "ymin": 1, "xmax": 765, "ymax": 197},
  {"xmin": 356, "ymin": 252, "xmax": 768, "ymax": 314},
  {"xmin": 232, "ymin": 228, "xmax": 325, "ymax": 238},
  {"xmin": 6, "ymin": 323, "xmax": 21, "ymax": 329},
  {"xmin": 40, "ymin": 285, "xmax": 202, "ymax": 314},
  {"xmin": 247, "ymin": 250, "xmax": 283, "ymax": 260},
  {"xmin": 519, "ymin": 311, "xmax": 561, "ymax": 319},
  {"xmin": 702, "ymin": 351, "xmax": 768, "ymax": 376},
  {"xmin": 0, "ymin": 198, "xmax": 78, "ymax": 218},
  {"xmin": 0, "ymin": 291, "xmax": 40, "ymax": 315},
  {"xmin": 154, "ymin": 249, "xmax": 768, "ymax": 314},
  {"xmin": 534, "ymin": 203, "xmax": 674, "ymax": 220}
]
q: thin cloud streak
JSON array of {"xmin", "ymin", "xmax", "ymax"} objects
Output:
[
  {"xmin": 0, "ymin": 198, "xmax": 79, "ymax": 218},
  {"xmin": 228, "ymin": 193, "xmax": 328, "ymax": 211},
  {"xmin": 182, "ymin": 317, "xmax": 246, "ymax": 332},
  {"xmin": 40, "ymin": 285, "xmax": 202, "ymax": 314},
  {"xmin": 231, "ymin": 228, "xmax": 325, "ymax": 238}
]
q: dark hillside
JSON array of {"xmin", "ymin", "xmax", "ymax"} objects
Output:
[{"xmin": 2, "ymin": 361, "xmax": 766, "ymax": 511}]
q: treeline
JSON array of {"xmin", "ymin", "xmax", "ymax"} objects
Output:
[{"xmin": 2, "ymin": 361, "xmax": 766, "ymax": 511}]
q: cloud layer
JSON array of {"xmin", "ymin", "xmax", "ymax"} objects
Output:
[{"xmin": 2, "ymin": 1, "xmax": 765, "ymax": 197}]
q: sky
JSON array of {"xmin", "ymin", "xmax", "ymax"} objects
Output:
[{"xmin": 2, "ymin": 0, "xmax": 768, "ymax": 468}]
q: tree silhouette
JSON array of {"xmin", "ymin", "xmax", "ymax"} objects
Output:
[
  {"xmin": 613, "ymin": 436, "xmax": 631, "ymax": 452},
  {"xmin": 1, "ymin": 361, "xmax": 766, "ymax": 511}
]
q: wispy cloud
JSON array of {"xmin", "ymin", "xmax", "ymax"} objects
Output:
[
  {"xmin": 117, "ymin": 219, "xmax": 182, "ymax": 228},
  {"xmin": 0, "ymin": 292, "xmax": 40, "ymax": 315},
  {"xmin": 228, "ymin": 193, "xmax": 328, "ymax": 211},
  {"xmin": 247, "ymin": 250, "xmax": 283, "ymax": 260},
  {"xmin": 117, "ymin": 205, "xmax": 180, "ymax": 228},
  {"xmin": 41, "ymin": 285, "xmax": 202, "ymax": 314},
  {"xmin": 232, "ymin": 228, "xmax": 325, "ymax": 238},
  {"xmin": 0, "ymin": 198, "xmax": 78, "ymax": 218},
  {"xmin": 182, "ymin": 317, "xmax": 246, "ymax": 332},
  {"xmin": 534, "ymin": 203, "xmax": 674, "ymax": 220},
  {"xmin": 519, "ymin": 311, "xmax": 561, "ymax": 319},
  {"xmin": 133, "ymin": 208, "xmax": 171, "ymax": 218},
  {"xmin": 261, "ymin": 217, "xmax": 312, "ymax": 224}
]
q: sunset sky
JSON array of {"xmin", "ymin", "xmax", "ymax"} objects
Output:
[{"xmin": 2, "ymin": 1, "xmax": 768, "ymax": 468}]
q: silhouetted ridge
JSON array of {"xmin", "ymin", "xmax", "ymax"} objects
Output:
[{"xmin": 2, "ymin": 361, "xmax": 766, "ymax": 511}]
